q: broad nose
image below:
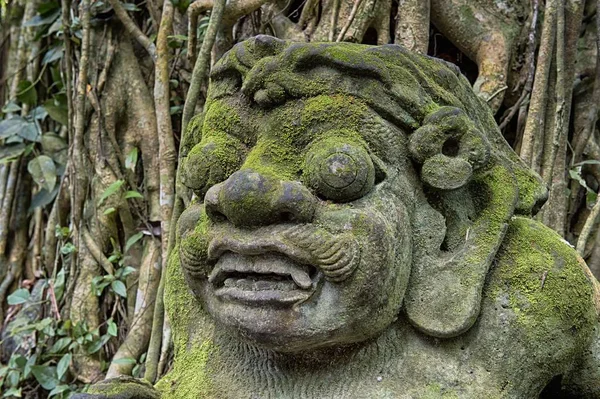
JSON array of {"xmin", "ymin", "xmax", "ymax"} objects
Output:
[{"xmin": 204, "ymin": 169, "xmax": 317, "ymax": 227}]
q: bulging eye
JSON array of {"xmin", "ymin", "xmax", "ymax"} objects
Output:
[
  {"xmin": 181, "ymin": 135, "xmax": 245, "ymax": 197},
  {"xmin": 304, "ymin": 137, "xmax": 375, "ymax": 202}
]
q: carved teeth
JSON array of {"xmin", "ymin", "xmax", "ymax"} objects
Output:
[
  {"xmin": 290, "ymin": 268, "xmax": 312, "ymax": 289},
  {"xmin": 208, "ymin": 264, "xmax": 222, "ymax": 284},
  {"xmin": 211, "ymin": 252, "xmax": 314, "ymax": 290}
]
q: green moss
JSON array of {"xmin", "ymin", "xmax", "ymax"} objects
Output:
[
  {"xmin": 243, "ymin": 137, "xmax": 302, "ymax": 181},
  {"xmin": 184, "ymin": 131, "xmax": 246, "ymax": 195},
  {"xmin": 462, "ymin": 163, "xmax": 519, "ymax": 286},
  {"xmin": 203, "ymin": 100, "xmax": 242, "ymax": 134},
  {"xmin": 181, "ymin": 113, "xmax": 205, "ymax": 158},
  {"xmin": 513, "ymin": 166, "xmax": 547, "ymax": 215},
  {"xmin": 158, "ymin": 229, "xmax": 216, "ymax": 398},
  {"xmin": 422, "ymin": 383, "xmax": 460, "ymax": 399},
  {"xmin": 301, "ymin": 95, "xmax": 366, "ymax": 130},
  {"xmin": 155, "ymin": 340, "xmax": 214, "ymax": 398},
  {"xmin": 493, "ymin": 217, "xmax": 596, "ymax": 343}
]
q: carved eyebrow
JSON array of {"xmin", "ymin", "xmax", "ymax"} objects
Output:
[{"xmin": 290, "ymin": 46, "xmax": 393, "ymax": 88}]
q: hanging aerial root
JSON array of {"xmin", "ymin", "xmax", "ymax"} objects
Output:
[
  {"xmin": 182, "ymin": 0, "xmax": 227, "ymax": 132},
  {"xmin": 520, "ymin": 0, "xmax": 557, "ymax": 170},
  {"xmin": 145, "ymin": 0, "xmax": 176, "ymax": 383},
  {"xmin": 107, "ymin": 0, "xmax": 157, "ymax": 61},
  {"xmin": 394, "ymin": 0, "xmax": 430, "ymax": 53},
  {"xmin": 106, "ymin": 237, "xmax": 161, "ymax": 378},
  {"xmin": 336, "ymin": 0, "xmax": 365, "ymax": 42},
  {"xmin": 0, "ymin": 160, "xmax": 20, "ymax": 257}
]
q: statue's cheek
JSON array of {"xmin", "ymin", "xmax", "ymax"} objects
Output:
[{"xmin": 177, "ymin": 206, "xmax": 212, "ymax": 280}]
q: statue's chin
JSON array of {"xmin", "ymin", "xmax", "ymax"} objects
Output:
[{"xmin": 203, "ymin": 289, "xmax": 397, "ymax": 353}]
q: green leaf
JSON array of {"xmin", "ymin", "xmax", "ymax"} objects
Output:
[
  {"xmin": 107, "ymin": 318, "xmax": 118, "ymax": 336},
  {"xmin": 125, "ymin": 147, "xmax": 138, "ymax": 170},
  {"xmin": 125, "ymin": 232, "xmax": 144, "ymax": 253},
  {"xmin": 29, "ymin": 186, "xmax": 59, "ymax": 211},
  {"xmin": 48, "ymin": 384, "xmax": 70, "ymax": 397},
  {"xmin": 587, "ymin": 191, "xmax": 598, "ymax": 209},
  {"xmin": 0, "ymin": 116, "xmax": 27, "ymax": 138},
  {"xmin": 41, "ymin": 133, "xmax": 68, "ymax": 165},
  {"xmin": 7, "ymin": 369, "xmax": 19, "ymax": 387},
  {"xmin": 43, "ymin": 98, "xmax": 68, "ymax": 126},
  {"xmin": 121, "ymin": 2, "xmax": 141, "ymax": 11},
  {"xmin": 103, "ymin": 207, "xmax": 117, "ymax": 215},
  {"xmin": 28, "ymin": 155, "xmax": 57, "ymax": 192},
  {"xmin": 86, "ymin": 334, "xmax": 111, "ymax": 354},
  {"xmin": 49, "ymin": 337, "xmax": 72, "ymax": 354},
  {"xmin": 60, "ymin": 243, "xmax": 77, "ymax": 255},
  {"xmin": 42, "ymin": 46, "xmax": 63, "ymax": 65},
  {"xmin": 24, "ymin": 354, "xmax": 37, "ymax": 379},
  {"xmin": 14, "ymin": 355, "xmax": 27, "ymax": 369},
  {"xmin": 31, "ymin": 365, "xmax": 59, "ymax": 390},
  {"xmin": 56, "ymin": 354, "xmax": 71, "ymax": 380},
  {"xmin": 7, "ymin": 288, "xmax": 30, "ymax": 305},
  {"xmin": 38, "ymin": 1, "xmax": 60, "ymax": 14},
  {"xmin": 2, "ymin": 101, "xmax": 21, "ymax": 113},
  {"xmin": 2, "ymin": 387, "xmax": 21, "ymax": 397},
  {"xmin": 31, "ymin": 105, "xmax": 48, "ymax": 120},
  {"xmin": 569, "ymin": 168, "xmax": 593, "ymax": 193},
  {"xmin": 54, "ymin": 268, "xmax": 66, "ymax": 301},
  {"xmin": 125, "ymin": 190, "xmax": 143, "ymax": 199},
  {"xmin": 0, "ymin": 143, "xmax": 26, "ymax": 161},
  {"xmin": 24, "ymin": 9, "xmax": 60, "ymax": 27},
  {"xmin": 120, "ymin": 266, "xmax": 137, "ymax": 278},
  {"xmin": 0, "ymin": 116, "xmax": 40, "ymax": 142},
  {"xmin": 98, "ymin": 180, "xmax": 124, "ymax": 205},
  {"xmin": 35, "ymin": 317, "xmax": 54, "ymax": 332},
  {"xmin": 16, "ymin": 80, "xmax": 37, "ymax": 106},
  {"xmin": 170, "ymin": 105, "xmax": 183, "ymax": 115},
  {"xmin": 111, "ymin": 280, "xmax": 127, "ymax": 298}
]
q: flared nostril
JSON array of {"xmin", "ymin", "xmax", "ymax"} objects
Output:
[
  {"xmin": 204, "ymin": 183, "xmax": 227, "ymax": 223},
  {"xmin": 280, "ymin": 211, "xmax": 297, "ymax": 223}
]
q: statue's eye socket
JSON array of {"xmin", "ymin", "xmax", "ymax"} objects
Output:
[
  {"xmin": 181, "ymin": 136, "xmax": 244, "ymax": 198},
  {"xmin": 304, "ymin": 138, "xmax": 375, "ymax": 202}
]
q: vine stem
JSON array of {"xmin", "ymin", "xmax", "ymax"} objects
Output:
[
  {"xmin": 145, "ymin": 0, "xmax": 176, "ymax": 383},
  {"xmin": 181, "ymin": 0, "xmax": 227, "ymax": 133}
]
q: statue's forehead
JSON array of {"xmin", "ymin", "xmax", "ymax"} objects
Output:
[{"xmin": 201, "ymin": 94, "xmax": 406, "ymax": 159}]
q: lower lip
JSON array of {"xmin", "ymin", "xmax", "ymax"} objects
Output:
[{"xmin": 214, "ymin": 286, "xmax": 311, "ymax": 306}]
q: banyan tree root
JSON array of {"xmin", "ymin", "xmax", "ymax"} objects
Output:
[{"xmin": 106, "ymin": 237, "xmax": 161, "ymax": 377}]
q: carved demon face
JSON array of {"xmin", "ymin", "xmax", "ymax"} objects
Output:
[
  {"xmin": 172, "ymin": 35, "xmax": 547, "ymax": 352},
  {"xmin": 177, "ymin": 94, "xmax": 415, "ymax": 352}
]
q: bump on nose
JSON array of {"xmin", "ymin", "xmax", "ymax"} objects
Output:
[{"xmin": 204, "ymin": 170, "xmax": 316, "ymax": 227}]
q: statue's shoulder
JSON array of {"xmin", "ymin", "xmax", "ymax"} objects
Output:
[{"xmin": 489, "ymin": 216, "xmax": 600, "ymax": 341}]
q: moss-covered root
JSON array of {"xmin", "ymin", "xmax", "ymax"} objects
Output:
[{"xmin": 71, "ymin": 376, "xmax": 161, "ymax": 399}]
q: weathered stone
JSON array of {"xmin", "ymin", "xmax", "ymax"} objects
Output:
[{"xmin": 79, "ymin": 36, "xmax": 600, "ymax": 398}]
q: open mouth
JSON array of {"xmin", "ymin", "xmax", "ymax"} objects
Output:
[{"xmin": 208, "ymin": 252, "xmax": 319, "ymax": 306}]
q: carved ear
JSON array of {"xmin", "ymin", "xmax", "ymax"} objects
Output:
[
  {"xmin": 177, "ymin": 113, "xmax": 205, "ymax": 206},
  {"xmin": 404, "ymin": 106, "xmax": 518, "ymax": 338}
]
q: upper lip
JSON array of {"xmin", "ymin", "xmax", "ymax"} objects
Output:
[
  {"xmin": 207, "ymin": 236, "xmax": 314, "ymax": 265},
  {"xmin": 207, "ymin": 236, "xmax": 319, "ymax": 290}
]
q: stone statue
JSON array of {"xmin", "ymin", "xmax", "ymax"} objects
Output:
[{"xmin": 76, "ymin": 36, "xmax": 600, "ymax": 398}]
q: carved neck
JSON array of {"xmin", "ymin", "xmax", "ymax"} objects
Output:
[{"xmin": 208, "ymin": 322, "xmax": 407, "ymax": 397}]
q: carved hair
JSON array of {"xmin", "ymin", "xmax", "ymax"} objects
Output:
[{"xmin": 180, "ymin": 35, "xmax": 548, "ymax": 338}]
